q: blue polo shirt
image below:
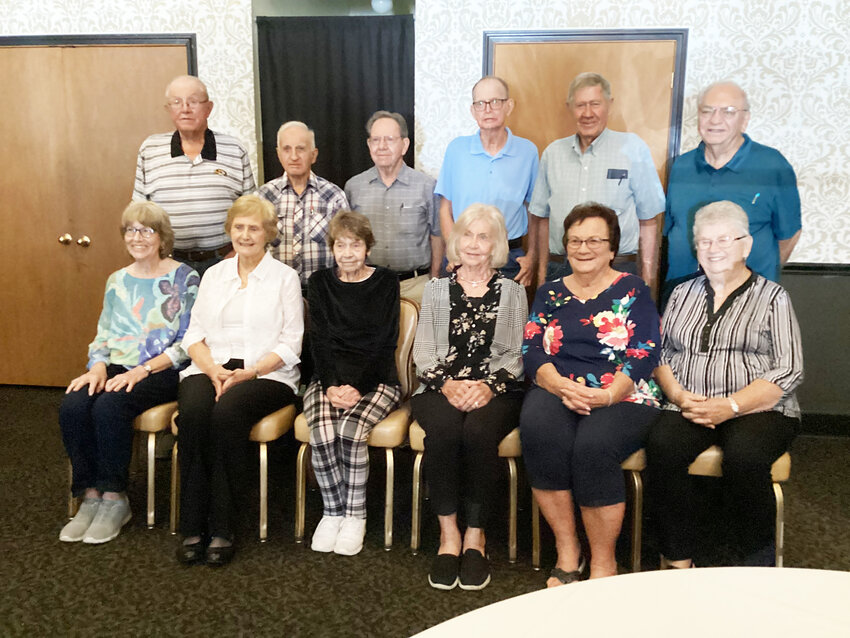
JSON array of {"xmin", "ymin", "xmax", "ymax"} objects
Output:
[
  {"xmin": 435, "ymin": 128, "xmax": 539, "ymax": 240},
  {"xmin": 664, "ymin": 135, "xmax": 801, "ymax": 282}
]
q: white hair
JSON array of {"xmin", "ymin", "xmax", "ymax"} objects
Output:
[{"xmin": 276, "ymin": 121, "xmax": 316, "ymax": 149}]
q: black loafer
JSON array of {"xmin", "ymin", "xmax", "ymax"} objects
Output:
[
  {"xmin": 205, "ymin": 543, "xmax": 235, "ymax": 567},
  {"xmin": 176, "ymin": 538, "xmax": 206, "ymax": 565},
  {"xmin": 428, "ymin": 553, "xmax": 460, "ymax": 590},
  {"xmin": 458, "ymin": 548, "xmax": 490, "ymax": 591}
]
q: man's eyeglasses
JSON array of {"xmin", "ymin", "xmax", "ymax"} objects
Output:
[
  {"xmin": 124, "ymin": 226, "xmax": 157, "ymax": 239},
  {"xmin": 566, "ymin": 237, "xmax": 610, "ymax": 250},
  {"xmin": 472, "ymin": 98, "xmax": 508, "ymax": 112},
  {"xmin": 367, "ymin": 135, "xmax": 402, "ymax": 146},
  {"xmin": 698, "ymin": 106, "xmax": 748, "ymax": 120},
  {"xmin": 695, "ymin": 235, "xmax": 748, "ymax": 250},
  {"xmin": 165, "ymin": 97, "xmax": 209, "ymax": 111}
]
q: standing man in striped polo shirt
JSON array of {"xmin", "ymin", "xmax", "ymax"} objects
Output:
[{"xmin": 133, "ymin": 75, "xmax": 256, "ymax": 276}]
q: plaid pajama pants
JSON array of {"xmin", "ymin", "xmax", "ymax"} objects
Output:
[{"xmin": 304, "ymin": 381, "xmax": 402, "ymax": 518}]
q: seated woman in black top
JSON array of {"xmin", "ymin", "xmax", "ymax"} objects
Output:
[{"xmin": 305, "ymin": 210, "xmax": 401, "ymax": 556}]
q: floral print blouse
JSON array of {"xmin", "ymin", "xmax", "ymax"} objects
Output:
[
  {"xmin": 87, "ymin": 263, "xmax": 199, "ymax": 370},
  {"xmin": 523, "ymin": 273, "xmax": 662, "ymax": 407},
  {"xmin": 419, "ymin": 273, "xmax": 521, "ymax": 395}
]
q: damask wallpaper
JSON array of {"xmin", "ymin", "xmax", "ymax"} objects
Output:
[
  {"xmin": 3, "ymin": 0, "xmax": 258, "ymax": 178},
  {"xmin": 414, "ymin": 0, "xmax": 850, "ymax": 265}
]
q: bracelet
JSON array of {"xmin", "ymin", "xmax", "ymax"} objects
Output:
[
  {"xmin": 251, "ymin": 367, "xmax": 259, "ymax": 379},
  {"xmin": 728, "ymin": 396, "xmax": 740, "ymax": 416},
  {"xmin": 143, "ymin": 364, "xmax": 153, "ymax": 376},
  {"xmin": 605, "ymin": 389, "xmax": 613, "ymax": 407}
]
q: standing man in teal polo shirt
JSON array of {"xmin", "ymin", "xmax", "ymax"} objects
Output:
[
  {"xmin": 663, "ymin": 81, "xmax": 802, "ymax": 298},
  {"xmin": 435, "ymin": 76, "xmax": 540, "ymax": 286}
]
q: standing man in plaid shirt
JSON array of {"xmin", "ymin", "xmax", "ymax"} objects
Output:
[{"xmin": 259, "ymin": 121, "xmax": 349, "ymax": 289}]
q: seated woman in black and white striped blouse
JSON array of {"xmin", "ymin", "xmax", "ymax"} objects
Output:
[{"xmin": 647, "ymin": 200, "xmax": 804, "ymax": 568}]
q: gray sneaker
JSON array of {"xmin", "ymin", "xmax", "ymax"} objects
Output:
[
  {"xmin": 82, "ymin": 497, "xmax": 132, "ymax": 544},
  {"xmin": 59, "ymin": 497, "xmax": 101, "ymax": 542}
]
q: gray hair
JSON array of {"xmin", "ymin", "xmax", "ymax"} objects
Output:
[
  {"xmin": 568, "ymin": 72, "xmax": 612, "ymax": 104},
  {"xmin": 165, "ymin": 75, "xmax": 209, "ymax": 101},
  {"xmin": 365, "ymin": 111, "xmax": 408, "ymax": 138},
  {"xmin": 698, "ymin": 80, "xmax": 751, "ymax": 111},
  {"xmin": 446, "ymin": 203, "xmax": 509, "ymax": 269},
  {"xmin": 693, "ymin": 201, "xmax": 750, "ymax": 246},
  {"xmin": 276, "ymin": 121, "xmax": 316, "ymax": 149},
  {"xmin": 472, "ymin": 75, "xmax": 510, "ymax": 100}
]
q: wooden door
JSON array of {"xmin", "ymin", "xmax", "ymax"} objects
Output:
[{"xmin": 0, "ymin": 41, "xmax": 191, "ymax": 386}]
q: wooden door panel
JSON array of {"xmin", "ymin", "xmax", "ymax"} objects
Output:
[{"xmin": 0, "ymin": 42, "xmax": 189, "ymax": 386}]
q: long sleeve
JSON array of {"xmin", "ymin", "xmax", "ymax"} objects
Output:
[
  {"xmin": 483, "ymin": 279, "xmax": 527, "ymax": 392},
  {"xmin": 763, "ymin": 288, "xmax": 804, "ymax": 392},
  {"xmin": 413, "ymin": 278, "xmax": 451, "ymax": 391},
  {"xmin": 87, "ymin": 274, "xmax": 117, "ymax": 369},
  {"xmin": 162, "ymin": 265, "xmax": 199, "ymax": 366}
]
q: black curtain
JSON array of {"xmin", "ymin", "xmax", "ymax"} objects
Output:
[{"xmin": 256, "ymin": 15, "xmax": 414, "ymax": 189}]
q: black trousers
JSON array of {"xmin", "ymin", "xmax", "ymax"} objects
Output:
[
  {"xmin": 410, "ymin": 390, "xmax": 521, "ymax": 529},
  {"xmin": 646, "ymin": 409, "xmax": 798, "ymax": 559},
  {"xmin": 177, "ymin": 360, "xmax": 295, "ymax": 540}
]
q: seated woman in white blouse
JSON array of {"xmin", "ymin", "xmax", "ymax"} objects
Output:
[
  {"xmin": 646, "ymin": 201, "xmax": 804, "ymax": 568},
  {"xmin": 175, "ymin": 195, "xmax": 304, "ymax": 567}
]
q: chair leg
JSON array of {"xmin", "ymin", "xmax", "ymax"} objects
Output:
[
  {"xmin": 259, "ymin": 442, "xmax": 268, "ymax": 542},
  {"xmin": 67, "ymin": 460, "xmax": 79, "ymax": 519},
  {"xmin": 383, "ymin": 448, "xmax": 394, "ymax": 551},
  {"xmin": 169, "ymin": 441, "xmax": 179, "ymax": 535},
  {"xmin": 532, "ymin": 494, "xmax": 541, "ymax": 570},
  {"xmin": 411, "ymin": 451, "xmax": 423, "ymax": 555},
  {"xmin": 507, "ymin": 457, "xmax": 518, "ymax": 564},
  {"xmin": 626, "ymin": 469, "xmax": 643, "ymax": 573},
  {"xmin": 774, "ymin": 481, "xmax": 785, "ymax": 568},
  {"xmin": 294, "ymin": 442, "xmax": 309, "ymax": 543},
  {"xmin": 146, "ymin": 432, "xmax": 156, "ymax": 529}
]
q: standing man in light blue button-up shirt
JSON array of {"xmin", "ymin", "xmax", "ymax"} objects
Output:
[
  {"xmin": 530, "ymin": 73, "xmax": 665, "ymax": 290},
  {"xmin": 436, "ymin": 76, "xmax": 540, "ymax": 286}
]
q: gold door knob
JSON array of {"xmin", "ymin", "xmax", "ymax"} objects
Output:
[
  {"xmin": 58, "ymin": 233, "xmax": 73, "ymax": 245},
  {"xmin": 76, "ymin": 235, "xmax": 91, "ymax": 247}
]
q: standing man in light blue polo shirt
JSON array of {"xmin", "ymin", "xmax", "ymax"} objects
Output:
[
  {"xmin": 530, "ymin": 72, "xmax": 665, "ymax": 290},
  {"xmin": 435, "ymin": 76, "xmax": 540, "ymax": 286}
]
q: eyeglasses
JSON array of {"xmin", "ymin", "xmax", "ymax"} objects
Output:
[
  {"xmin": 472, "ymin": 98, "xmax": 508, "ymax": 112},
  {"xmin": 566, "ymin": 237, "xmax": 610, "ymax": 250},
  {"xmin": 695, "ymin": 235, "xmax": 748, "ymax": 250},
  {"xmin": 124, "ymin": 226, "xmax": 157, "ymax": 239},
  {"xmin": 367, "ymin": 135, "xmax": 402, "ymax": 146},
  {"xmin": 698, "ymin": 106, "xmax": 748, "ymax": 120},
  {"xmin": 165, "ymin": 97, "xmax": 209, "ymax": 111}
]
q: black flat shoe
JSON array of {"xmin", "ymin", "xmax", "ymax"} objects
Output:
[
  {"xmin": 458, "ymin": 548, "xmax": 490, "ymax": 591},
  {"xmin": 176, "ymin": 538, "xmax": 206, "ymax": 565},
  {"xmin": 428, "ymin": 553, "xmax": 460, "ymax": 590},
  {"xmin": 205, "ymin": 543, "xmax": 235, "ymax": 567}
]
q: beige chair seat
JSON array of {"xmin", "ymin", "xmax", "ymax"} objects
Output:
[{"xmin": 409, "ymin": 421, "xmax": 523, "ymax": 563}]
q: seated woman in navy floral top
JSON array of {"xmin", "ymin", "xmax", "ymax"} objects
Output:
[
  {"xmin": 521, "ymin": 202, "xmax": 661, "ymax": 586},
  {"xmin": 411, "ymin": 204, "xmax": 527, "ymax": 591}
]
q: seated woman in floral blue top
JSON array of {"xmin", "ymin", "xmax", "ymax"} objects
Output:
[
  {"xmin": 521, "ymin": 202, "xmax": 661, "ymax": 586},
  {"xmin": 59, "ymin": 201, "xmax": 198, "ymax": 545}
]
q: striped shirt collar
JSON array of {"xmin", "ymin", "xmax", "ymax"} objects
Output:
[
  {"xmin": 170, "ymin": 128, "xmax": 217, "ymax": 160},
  {"xmin": 279, "ymin": 171, "xmax": 320, "ymax": 194}
]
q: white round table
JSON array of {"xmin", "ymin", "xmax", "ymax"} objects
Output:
[{"xmin": 414, "ymin": 567, "xmax": 850, "ymax": 637}]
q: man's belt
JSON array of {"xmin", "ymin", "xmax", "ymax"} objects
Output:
[
  {"xmin": 173, "ymin": 243, "xmax": 232, "ymax": 263},
  {"xmin": 549, "ymin": 252, "xmax": 636, "ymax": 264},
  {"xmin": 395, "ymin": 267, "xmax": 429, "ymax": 282},
  {"xmin": 508, "ymin": 236, "xmax": 525, "ymax": 250}
]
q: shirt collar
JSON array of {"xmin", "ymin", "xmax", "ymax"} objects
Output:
[
  {"xmin": 571, "ymin": 127, "xmax": 610, "ymax": 156},
  {"xmin": 696, "ymin": 134, "xmax": 752, "ymax": 173},
  {"xmin": 220, "ymin": 251, "xmax": 274, "ymax": 282},
  {"xmin": 282, "ymin": 171, "xmax": 319, "ymax": 193},
  {"xmin": 170, "ymin": 129, "xmax": 216, "ymax": 160},
  {"xmin": 470, "ymin": 127, "xmax": 516, "ymax": 158},
  {"xmin": 368, "ymin": 163, "xmax": 412, "ymax": 186}
]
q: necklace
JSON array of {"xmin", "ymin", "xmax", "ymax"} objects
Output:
[{"xmin": 457, "ymin": 270, "xmax": 493, "ymax": 286}]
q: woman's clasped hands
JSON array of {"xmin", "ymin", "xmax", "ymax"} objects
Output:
[{"xmin": 441, "ymin": 379, "xmax": 494, "ymax": 412}]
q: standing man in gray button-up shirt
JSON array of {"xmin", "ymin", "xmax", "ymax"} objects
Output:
[
  {"xmin": 344, "ymin": 111, "xmax": 442, "ymax": 303},
  {"xmin": 530, "ymin": 72, "xmax": 665, "ymax": 290}
]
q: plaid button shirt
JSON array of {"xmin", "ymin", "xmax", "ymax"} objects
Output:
[{"xmin": 258, "ymin": 172, "xmax": 349, "ymax": 285}]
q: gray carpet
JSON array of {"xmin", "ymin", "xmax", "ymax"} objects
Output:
[{"xmin": 1, "ymin": 386, "xmax": 847, "ymax": 637}]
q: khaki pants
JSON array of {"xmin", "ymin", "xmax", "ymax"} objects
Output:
[{"xmin": 399, "ymin": 273, "xmax": 430, "ymax": 305}]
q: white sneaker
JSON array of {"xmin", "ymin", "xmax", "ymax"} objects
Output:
[
  {"xmin": 82, "ymin": 497, "xmax": 131, "ymax": 544},
  {"xmin": 59, "ymin": 497, "xmax": 101, "ymax": 542},
  {"xmin": 311, "ymin": 515, "xmax": 343, "ymax": 552},
  {"xmin": 334, "ymin": 517, "xmax": 366, "ymax": 556}
]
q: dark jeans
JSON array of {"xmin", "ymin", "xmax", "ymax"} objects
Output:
[
  {"xmin": 646, "ymin": 409, "xmax": 799, "ymax": 559},
  {"xmin": 60, "ymin": 364, "xmax": 179, "ymax": 496},
  {"xmin": 177, "ymin": 360, "xmax": 296, "ymax": 540},
  {"xmin": 411, "ymin": 390, "xmax": 522, "ymax": 528},
  {"xmin": 520, "ymin": 385, "xmax": 658, "ymax": 506}
]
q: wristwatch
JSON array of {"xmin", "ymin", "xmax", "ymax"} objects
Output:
[
  {"xmin": 143, "ymin": 364, "xmax": 153, "ymax": 376},
  {"xmin": 728, "ymin": 396, "xmax": 740, "ymax": 416}
]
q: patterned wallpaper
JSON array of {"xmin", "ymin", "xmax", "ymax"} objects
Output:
[
  {"xmin": 3, "ymin": 0, "xmax": 258, "ymax": 177},
  {"xmin": 414, "ymin": 0, "xmax": 850, "ymax": 265}
]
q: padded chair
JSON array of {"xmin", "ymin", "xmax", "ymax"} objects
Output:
[
  {"xmin": 531, "ymin": 449, "xmax": 646, "ymax": 573},
  {"xmin": 67, "ymin": 401, "xmax": 178, "ymax": 529},
  {"xmin": 409, "ymin": 423, "xmax": 523, "ymax": 563},
  {"xmin": 293, "ymin": 297, "xmax": 419, "ymax": 550},
  {"xmin": 169, "ymin": 404, "xmax": 298, "ymax": 541}
]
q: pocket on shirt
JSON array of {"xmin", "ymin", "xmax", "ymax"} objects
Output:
[{"xmin": 399, "ymin": 204, "xmax": 428, "ymax": 236}]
